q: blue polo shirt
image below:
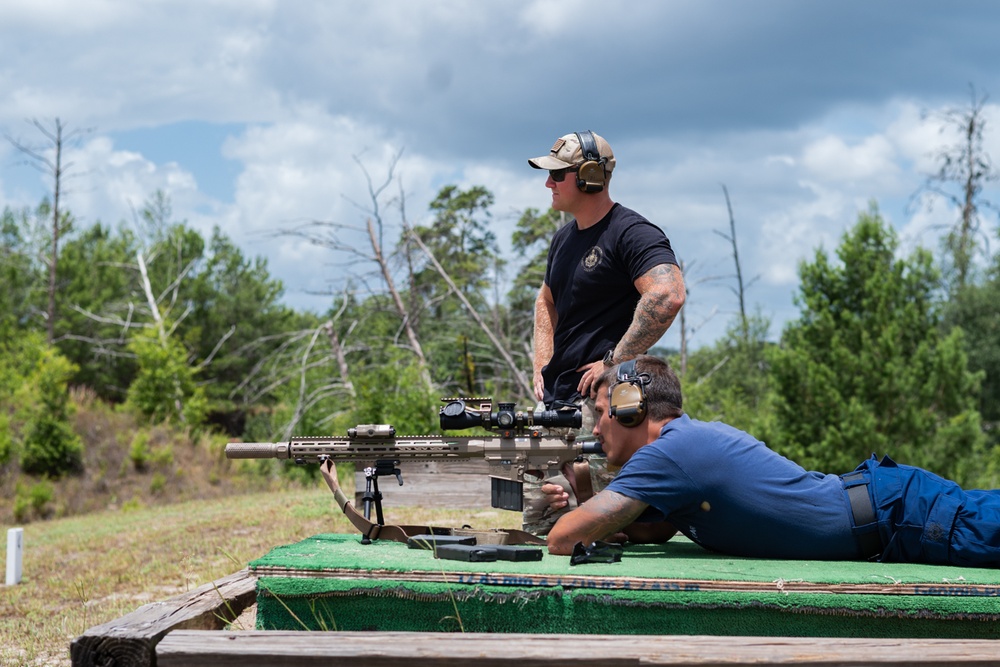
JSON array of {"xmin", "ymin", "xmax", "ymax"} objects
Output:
[{"xmin": 606, "ymin": 415, "xmax": 859, "ymax": 560}]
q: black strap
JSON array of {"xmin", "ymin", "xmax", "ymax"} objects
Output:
[
  {"xmin": 575, "ymin": 130, "xmax": 601, "ymax": 163},
  {"xmin": 842, "ymin": 472, "xmax": 881, "ymax": 559}
]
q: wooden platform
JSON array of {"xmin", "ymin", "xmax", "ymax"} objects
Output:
[{"xmin": 71, "ymin": 567, "xmax": 1000, "ymax": 667}]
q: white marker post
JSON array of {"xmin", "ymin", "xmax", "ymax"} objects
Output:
[{"xmin": 6, "ymin": 527, "xmax": 23, "ymax": 585}]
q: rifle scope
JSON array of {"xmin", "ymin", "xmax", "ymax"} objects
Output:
[{"xmin": 439, "ymin": 398, "xmax": 582, "ymax": 433}]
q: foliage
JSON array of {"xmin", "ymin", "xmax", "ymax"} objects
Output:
[
  {"xmin": 124, "ymin": 329, "xmax": 208, "ymax": 428},
  {"xmin": 0, "ymin": 204, "xmax": 47, "ymax": 333},
  {"xmin": 183, "ymin": 226, "xmax": 298, "ymax": 410},
  {"xmin": 352, "ymin": 351, "xmax": 438, "ymax": 435},
  {"xmin": 128, "ymin": 431, "xmax": 151, "ymax": 471},
  {"xmin": 2, "ymin": 192, "xmax": 297, "ymax": 423},
  {"xmin": 411, "ymin": 185, "xmax": 499, "ymax": 301},
  {"xmin": 767, "ymin": 204, "xmax": 987, "ymax": 484},
  {"xmin": 680, "ymin": 312, "xmax": 777, "ymax": 440},
  {"xmin": 12, "ymin": 478, "xmax": 55, "ymax": 522},
  {"xmin": 0, "ymin": 330, "xmax": 47, "ymax": 467},
  {"xmin": 54, "ymin": 222, "xmax": 140, "ymax": 399},
  {"xmin": 150, "ymin": 472, "xmax": 167, "ymax": 494},
  {"xmin": 942, "ymin": 252, "xmax": 1000, "ymax": 427},
  {"xmin": 407, "ymin": 185, "xmax": 513, "ymax": 399},
  {"xmin": 0, "ymin": 412, "xmax": 11, "ymax": 467},
  {"xmin": 18, "ymin": 346, "xmax": 85, "ymax": 477}
]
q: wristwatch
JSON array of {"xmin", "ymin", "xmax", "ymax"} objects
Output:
[{"xmin": 603, "ymin": 349, "xmax": 616, "ymax": 367}]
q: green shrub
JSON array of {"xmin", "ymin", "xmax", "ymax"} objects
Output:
[
  {"xmin": 129, "ymin": 432, "xmax": 151, "ymax": 471},
  {"xmin": 0, "ymin": 412, "xmax": 12, "ymax": 466},
  {"xmin": 122, "ymin": 497, "xmax": 145, "ymax": 512},
  {"xmin": 13, "ymin": 492, "xmax": 30, "ymax": 523},
  {"xmin": 12, "ymin": 479, "xmax": 54, "ymax": 522},
  {"xmin": 18, "ymin": 348, "xmax": 84, "ymax": 477},
  {"xmin": 30, "ymin": 479, "xmax": 54, "ymax": 514},
  {"xmin": 125, "ymin": 332, "xmax": 208, "ymax": 428},
  {"xmin": 149, "ymin": 473, "xmax": 167, "ymax": 495},
  {"xmin": 150, "ymin": 444, "xmax": 174, "ymax": 467}
]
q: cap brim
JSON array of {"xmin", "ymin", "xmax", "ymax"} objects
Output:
[{"xmin": 528, "ymin": 155, "xmax": 576, "ymax": 170}]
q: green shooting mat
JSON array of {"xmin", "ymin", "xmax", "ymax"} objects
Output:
[{"xmin": 250, "ymin": 533, "xmax": 1000, "ymax": 637}]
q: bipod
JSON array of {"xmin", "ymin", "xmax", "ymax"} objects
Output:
[
  {"xmin": 359, "ymin": 458, "xmax": 403, "ymax": 544},
  {"xmin": 324, "ymin": 458, "xmax": 546, "ymax": 547}
]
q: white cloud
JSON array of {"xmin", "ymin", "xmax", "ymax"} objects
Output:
[
  {"xmin": 801, "ymin": 134, "xmax": 899, "ymax": 187},
  {"xmin": 1, "ymin": 134, "xmax": 204, "ymax": 233}
]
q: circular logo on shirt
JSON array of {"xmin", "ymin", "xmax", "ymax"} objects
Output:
[{"xmin": 581, "ymin": 246, "xmax": 604, "ymax": 272}]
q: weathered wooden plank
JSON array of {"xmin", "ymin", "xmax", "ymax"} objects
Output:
[
  {"xmin": 354, "ymin": 460, "xmax": 494, "ymax": 508},
  {"xmin": 157, "ymin": 630, "xmax": 1000, "ymax": 666},
  {"xmin": 70, "ymin": 568, "xmax": 257, "ymax": 667}
]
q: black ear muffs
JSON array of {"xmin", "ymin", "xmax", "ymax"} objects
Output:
[
  {"xmin": 609, "ymin": 359, "xmax": 648, "ymax": 428},
  {"xmin": 574, "ymin": 130, "xmax": 606, "ymax": 193}
]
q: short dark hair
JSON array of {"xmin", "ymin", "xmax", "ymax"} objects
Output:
[{"xmin": 598, "ymin": 354, "xmax": 683, "ymax": 420}]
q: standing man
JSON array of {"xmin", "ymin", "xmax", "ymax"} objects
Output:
[
  {"xmin": 547, "ymin": 355, "xmax": 1000, "ymax": 569},
  {"xmin": 523, "ymin": 130, "xmax": 686, "ymax": 534}
]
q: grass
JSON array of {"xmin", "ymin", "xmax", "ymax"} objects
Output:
[{"xmin": 0, "ymin": 476, "xmax": 522, "ymax": 667}]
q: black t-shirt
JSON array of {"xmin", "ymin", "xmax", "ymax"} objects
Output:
[{"xmin": 542, "ymin": 203, "xmax": 678, "ymax": 405}]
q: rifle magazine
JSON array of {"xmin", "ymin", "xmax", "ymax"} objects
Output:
[{"xmin": 491, "ymin": 477, "xmax": 523, "ymax": 511}]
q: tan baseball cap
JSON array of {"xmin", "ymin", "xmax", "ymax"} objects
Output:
[{"xmin": 528, "ymin": 131, "xmax": 616, "ymax": 173}]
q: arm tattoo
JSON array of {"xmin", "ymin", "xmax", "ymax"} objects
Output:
[
  {"xmin": 616, "ymin": 264, "xmax": 686, "ymax": 359},
  {"xmin": 583, "ymin": 490, "xmax": 648, "ymax": 540}
]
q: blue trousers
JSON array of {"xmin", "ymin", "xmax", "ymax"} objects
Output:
[{"xmin": 855, "ymin": 455, "xmax": 1000, "ymax": 568}]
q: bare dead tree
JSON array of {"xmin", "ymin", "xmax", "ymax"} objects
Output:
[
  {"xmin": 227, "ymin": 321, "xmax": 357, "ymax": 426},
  {"xmin": 715, "ymin": 184, "xmax": 760, "ymax": 343},
  {"xmin": 916, "ymin": 85, "xmax": 999, "ymax": 290},
  {"xmin": 273, "ymin": 151, "xmax": 434, "ymax": 396},
  {"xmin": 5, "ymin": 118, "xmax": 92, "ymax": 343},
  {"xmin": 676, "ymin": 258, "xmax": 720, "ymax": 376},
  {"xmin": 407, "ymin": 230, "xmax": 533, "ymax": 397},
  {"xmin": 321, "ymin": 291, "xmax": 357, "ymax": 402}
]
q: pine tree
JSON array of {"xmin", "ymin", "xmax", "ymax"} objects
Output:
[{"xmin": 768, "ymin": 204, "xmax": 987, "ymax": 484}]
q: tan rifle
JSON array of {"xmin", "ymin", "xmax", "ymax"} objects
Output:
[{"xmin": 225, "ymin": 399, "xmax": 599, "ymax": 545}]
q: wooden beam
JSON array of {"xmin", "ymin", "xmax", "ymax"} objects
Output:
[
  {"xmin": 70, "ymin": 569, "xmax": 257, "ymax": 667},
  {"xmin": 157, "ymin": 630, "xmax": 1000, "ymax": 666}
]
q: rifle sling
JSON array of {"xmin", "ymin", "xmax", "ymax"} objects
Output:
[{"xmin": 331, "ymin": 483, "xmax": 545, "ymax": 546}]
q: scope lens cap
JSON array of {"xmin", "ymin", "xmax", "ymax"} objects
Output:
[{"xmin": 441, "ymin": 400, "xmax": 467, "ymax": 417}]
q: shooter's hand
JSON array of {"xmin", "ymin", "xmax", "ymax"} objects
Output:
[
  {"xmin": 542, "ymin": 482, "xmax": 571, "ymax": 510},
  {"xmin": 533, "ymin": 370, "xmax": 546, "ymax": 402},
  {"xmin": 542, "ymin": 461, "xmax": 577, "ymax": 511}
]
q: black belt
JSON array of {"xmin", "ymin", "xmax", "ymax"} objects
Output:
[{"xmin": 842, "ymin": 472, "xmax": 882, "ymax": 559}]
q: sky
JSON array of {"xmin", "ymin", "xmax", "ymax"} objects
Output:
[{"xmin": 2, "ymin": 0, "xmax": 1000, "ymax": 353}]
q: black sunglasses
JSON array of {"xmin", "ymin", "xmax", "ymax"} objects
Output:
[{"xmin": 548, "ymin": 167, "xmax": 578, "ymax": 182}]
